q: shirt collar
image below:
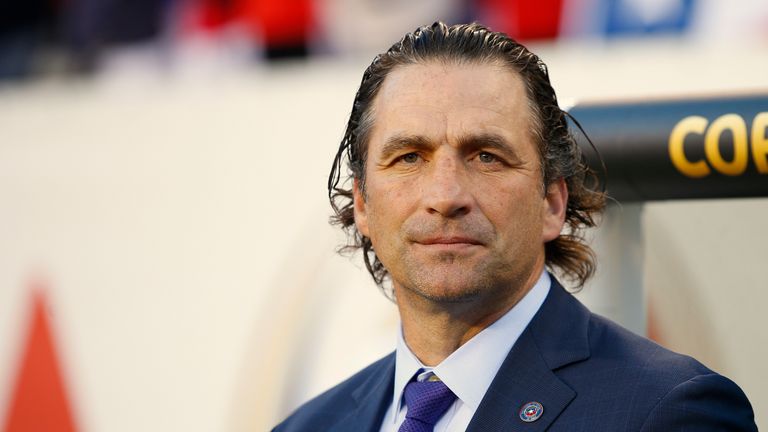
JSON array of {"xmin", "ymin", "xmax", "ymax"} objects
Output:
[{"xmin": 391, "ymin": 270, "xmax": 551, "ymax": 419}]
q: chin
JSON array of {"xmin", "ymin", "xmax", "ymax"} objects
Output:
[{"xmin": 407, "ymin": 277, "xmax": 484, "ymax": 303}]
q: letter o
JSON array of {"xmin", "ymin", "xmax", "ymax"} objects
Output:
[{"xmin": 705, "ymin": 114, "xmax": 748, "ymax": 176}]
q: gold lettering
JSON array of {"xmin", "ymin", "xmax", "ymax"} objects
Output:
[
  {"xmin": 751, "ymin": 112, "xmax": 768, "ymax": 174},
  {"xmin": 705, "ymin": 114, "xmax": 748, "ymax": 176},
  {"xmin": 669, "ymin": 116, "xmax": 709, "ymax": 178}
]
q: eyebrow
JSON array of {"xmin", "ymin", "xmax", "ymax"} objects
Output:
[
  {"xmin": 378, "ymin": 134, "xmax": 434, "ymax": 161},
  {"xmin": 377, "ymin": 132, "xmax": 523, "ymax": 163},
  {"xmin": 456, "ymin": 132, "xmax": 522, "ymax": 162}
]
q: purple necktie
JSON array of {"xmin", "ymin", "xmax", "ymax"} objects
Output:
[{"xmin": 398, "ymin": 379, "xmax": 457, "ymax": 432}]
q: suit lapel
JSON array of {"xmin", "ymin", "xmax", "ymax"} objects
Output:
[
  {"xmin": 331, "ymin": 353, "xmax": 395, "ymax": 432},
  {"xmin": 467, "ymin": 279, "xmax": 591, "ymax": 432}
]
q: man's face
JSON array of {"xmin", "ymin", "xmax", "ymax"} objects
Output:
[{"xmin": 353, "ymin": 61, "xmax": 566, "ymax": 305}]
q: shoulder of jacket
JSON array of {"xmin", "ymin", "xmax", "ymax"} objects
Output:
[{"xmin": 273, "ymin": 351, "xmax": 395, "ymax": 431}]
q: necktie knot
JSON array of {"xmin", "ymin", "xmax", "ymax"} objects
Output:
[{"xmin": 399, "ymin": 379, "xmax": 457, "ymax": 432}]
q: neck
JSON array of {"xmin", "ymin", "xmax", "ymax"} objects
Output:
[{"xmin": 396, "ymin": 265, "xmax": 544, "ymax": 367}]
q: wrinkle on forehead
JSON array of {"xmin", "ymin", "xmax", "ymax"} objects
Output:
[{"xmin": 369, "ymin": 61, "xmax": 537, "ymax": 151}]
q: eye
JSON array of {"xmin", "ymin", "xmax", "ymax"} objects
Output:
[
  {"xmin": 399, "ymin": 152, "xmax": 420, "ymax": 164},
  {"xmin": 477, "ymin": 152, "xmax": 498, "ymax": 163}
]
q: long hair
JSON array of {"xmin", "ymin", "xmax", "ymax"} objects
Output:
[{"xmin": 328, "ymin": 22, "xmax": 605, "ymax": 291}]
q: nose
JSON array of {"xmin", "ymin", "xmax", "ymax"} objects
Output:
[{"xmin": 422, "ymin": 154, "xmax": 473, "ymax": 218}]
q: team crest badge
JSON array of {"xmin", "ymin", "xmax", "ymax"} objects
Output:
[{"xmin": 519, "ymin": 401, "xmax": 544, "ymax": 422}]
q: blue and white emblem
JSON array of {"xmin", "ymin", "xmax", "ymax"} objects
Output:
[{"xmin": 519, "ymin": 401, "xmax": 544, "ymax": 422}]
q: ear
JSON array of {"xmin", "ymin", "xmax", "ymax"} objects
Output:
[
  {"xmin": 542, "ymin": 178, "xmax": 568, "ymax": 242},
  {"xmin": 353, "ymin": 178, "xmax": 370, "ymax": 237}
]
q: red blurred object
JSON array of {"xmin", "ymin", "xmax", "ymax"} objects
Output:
[
  {"xmin": 478, "ymin": 0, "xmax": 564, "ymax": 40},
  {"xmin": 197, "ymin": 0, "xmax": 238, "ymax": 30},
  {"xmin": 240, "ymin": 0, "xmax": 313, "ymax": 49},
  {"xmin": 3, "ymin": 287, "xmax": 78, "ymax": 432},
  {"xmin": 184, "ymin": 0, "xmax": 314, "ymax": 57}
]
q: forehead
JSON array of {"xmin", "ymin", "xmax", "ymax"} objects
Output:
[{"xmin": 368, "ymin": 61, "xmax": 536, "ymax": 150}]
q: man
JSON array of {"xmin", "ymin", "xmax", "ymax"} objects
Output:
[{"xmin": 274, "ymin": 22, "xmax": 756, "ymax": 431}]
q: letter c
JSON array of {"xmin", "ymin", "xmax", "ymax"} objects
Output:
[{"xmin": 669, "ymin": 116, "xmax": 710, "ymax": 178}]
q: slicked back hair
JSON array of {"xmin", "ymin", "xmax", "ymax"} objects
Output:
[{"xmin": 328, "ymin": 22, "xmax": 605, "ymax": 294}]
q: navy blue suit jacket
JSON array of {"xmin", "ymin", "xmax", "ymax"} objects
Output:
[{"xmin": 274, "ymin": 279, "xmax": 757, "ymax": 431}]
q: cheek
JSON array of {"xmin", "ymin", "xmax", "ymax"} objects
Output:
[
  {"xmin": 372, "ymin": 177, "xmax": 417, "ymax": 208},
  {"xmin": 486, "ymin": 188, "xmax": 546, "ymax": 240},
  {"xmin": 364, "ymin": 186, "xmax": 407, "ymax": 234}
]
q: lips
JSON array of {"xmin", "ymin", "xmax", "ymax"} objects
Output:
[{"xmin": 417, "ymin": 236, "xmax": 483, "ymax": 246}]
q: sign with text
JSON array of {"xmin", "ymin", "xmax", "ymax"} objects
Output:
[{"xmin": 570, "ymin": 94, "xmax": 768, "ymax": 201}]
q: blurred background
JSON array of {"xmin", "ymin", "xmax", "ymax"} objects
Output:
[{"xmin": 0, "ymin": 0, "xmax": 766, "ymax": 431}]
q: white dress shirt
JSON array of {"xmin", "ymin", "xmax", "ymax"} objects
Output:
[{"xmin": 378, "ymin": 271, "xmax": 551, "ymax": 432}]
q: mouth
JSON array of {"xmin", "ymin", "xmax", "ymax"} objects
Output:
[
  {"xmin": 416, "ymin": 236, "xmax": 482, "ymax": 246},
  {"xmin": 415, "ymin": 236, "xmax": 484, "ymax": 248}
]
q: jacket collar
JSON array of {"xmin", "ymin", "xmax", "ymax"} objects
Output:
[
  {"xmin": 466, "ymin": 278, "xmax": 591, "ymax": 431},
  {"xmin": 331, "ymin": 353, "xmax": 395, "ymax": 432}
]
